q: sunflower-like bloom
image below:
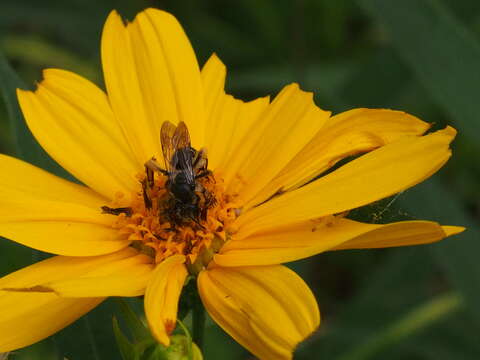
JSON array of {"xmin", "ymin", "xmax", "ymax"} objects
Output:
[{"xmin": 0, "ymin": 8, "xmax": 464, "ymax": 359}]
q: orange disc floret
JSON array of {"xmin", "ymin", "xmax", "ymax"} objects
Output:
[{"xmin": 108, "ymin": 172, "xmax": 239, "ymax": 273}]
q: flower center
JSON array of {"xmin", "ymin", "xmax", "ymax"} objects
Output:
[{"xmin": 103, "ymin": 167, "xmax": 239, "ymax": 274}]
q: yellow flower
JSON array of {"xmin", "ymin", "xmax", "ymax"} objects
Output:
[{"xmin": 0, "ymin": 8, "xmax": 464, "ymax": 360}]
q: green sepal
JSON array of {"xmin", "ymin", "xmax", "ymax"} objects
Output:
[{"xmin": 143, "ymin": 335, "xmax": 203, "ymax": 360}]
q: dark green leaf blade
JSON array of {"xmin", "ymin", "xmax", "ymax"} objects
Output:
[
  {"xmin": 113, "ymin": 317, "xmax": 139, "ymax": 360},
  {"xmin": 334, "ymin": 292, "xmax": 462, "ymax": 360},
  {"xmin": 117, "ymin": 299, "xmax": 152, "ymax": 343},
  {"xmin": 398, "ymin": 179, "xmax": 480, "ymax": 324},
  {"xmin": 0, "ymin": 47, "xmax": 71, "ymax": 176},
  {"xmin": 357, "ymin": 0, "xmax": 480, "ymax": 139}
]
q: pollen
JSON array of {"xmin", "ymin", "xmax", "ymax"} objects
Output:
[{"xmin": 106, "ymin": 171, "xmax": 239, "ymax": 273}]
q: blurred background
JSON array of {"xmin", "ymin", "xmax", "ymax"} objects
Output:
[{"xmin": 0, "ymin": 0, "xmax": 479, "ymax": 359}]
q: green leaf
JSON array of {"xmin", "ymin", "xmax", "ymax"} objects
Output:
[
  {"xmin": 398, "ymin": 179, "xmax": 480, "ymax": 325},
  {"xmin": 0, "ymin": 47, "xmax": 70, "ymax": 176},
  {"xmin": 0, "ymin": 48, "xmax": 29, "ymax": 156},
  {"xmin": 116, "ymin": 299, "xmax": 152, "ymax": 343},
  {"xmin": 113, "ymin": 317, "xmax": 139, "ymax": 360},
  {"xmin": 2, "ymin": 34, "xmax": 100, "ymax": 83},
  {"xmin": 334, "ymin": 292, "xmax": 462, "ymax": 360},
  {"xmin": 82, "ymin": 315, "xmax": 101, "ymax": 360},
  {"xmin": 357, "ymin": 0, "xmax": 480, "ymax": 140},
  {"xmin": 295, "ymin": 246, "xmax": 439, "ymax": 359}
]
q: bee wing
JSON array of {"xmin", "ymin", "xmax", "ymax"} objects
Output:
[
  {"xmin": 172, "ymin": 121, "xmax": 191, "ymax": 150},
  {"xmin": 160, "ymin": 121, "xmax": 178, "ymax": 173},
  {"xmin": 172, "ymin": 122, "xmax": 196, "ymax": 184},
  {"xmin": 160, "ymin": 121, "xmax": 195, "ymax": 184}
]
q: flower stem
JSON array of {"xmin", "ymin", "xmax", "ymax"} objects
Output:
[{"xmin": 192, "ymin": 293, "xmax": 206, "ymax": 350}]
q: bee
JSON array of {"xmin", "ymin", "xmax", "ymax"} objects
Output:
[{"xmin": 145, "ymin": 121, "xmax": 215, "ymax": 226}]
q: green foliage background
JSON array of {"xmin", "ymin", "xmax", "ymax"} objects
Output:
[{"xmin": 0, "ymin": 0, "xmax": 478, "ymax": 359}]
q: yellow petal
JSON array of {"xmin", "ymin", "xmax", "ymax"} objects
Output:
[
  {"xmin": 0, "ymin": 247, "xmax": 144, "ymax": 293},
  {"xmin": 17, "ymin": 69, "xmax": 140, "ymax": 200},
  {"xmin": 201, "ymin": 53, "xmax": 227, "ymax": 128},
  {"xmin": 201, "ymin": 54, "xmax": 270, "ymax": 169},
  {"xmin": 102, "ymin": 9, "xmax": 204, "ymax": 165},
  {"xmin": 101, "ymin": 10, "xmax": 160, "ymax": 164},
  {"xmin": 332, "ymin": 222, "xmax": 465, "ymax": 251},
  {"xmin": 442, "ymin": 225, "xmax": 466, "ymax": 237},
  {"xmin": 0, "ymin": 249, "xmax": 129, "ymax": 351},
  {"xmin": 252, "ymin": 108, "xmax": 430, "ymax": 204},
  {"xmin": 0, "ymin": 154, "xmax": 129, "ymax": 256},
  {"xmin": 0, "ymin": 292, "xmax": 102, "ymax": 352},
  {"xmin": 198, "ymin": 265, "xmax": 319, "ymax": 360},
  {"xmin": 235, "ymin": 126, "xmax": 456, "ymax": 236},
  {"xmin": 145, "ymin": 255, "xmax": 187, "ymax": 346},
  {"xmin": 223, "ymin": 84, "xmax": 330, "ymax": 208},
  {"xmin": 216, "ymin": 218, "xmax": 464, "ymax": 266},
  {"xmin": 205, "ymin": 93, "xmax": 240, "ymax": 170},
  {"xmin": 40, "ymin": 254, "xmax": 154, "ymax": 298},
  {"xmin": 217, "ymin": 96, "xmax": 270, "ymax": 174},
  {"xmin": 129, "ymin": 9, "xmax": 205, "ymax": 149}
]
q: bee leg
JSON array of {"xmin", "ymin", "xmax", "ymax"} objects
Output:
[
  {"xmin": 190, "ymin": 215, "xmax": 205, "ymax": 230},
  {"xmin": 101, "ymin": 206, "xmax": 133, "ymax": 217},
  {"xmin": 145, "ymin": 157, "xmax": 169, "ymax": 176},
  {"xmin": 141, "ymin": 179, "xmax": 152, "ymax": 209},
  {"xmin": 194, "ymin": 182, "xmax": 205, "ymax": 193},
  {"xmin": 192, "ymin": 148, "xmax": 205, "ymax": 166},
  {"xmin": 193, "ymin": 148, "xmax": 208, "ymax": 172},
  {"xmin": 200, "ymin": 205, "xmax": 209, "ymax": 221},
  {"xmin": 188, "ymin": 194, "xmax": 205, "ymax": 228},
  {"xmin": 145, "ymin": 165, "xmax": 154, "ymax": 188},
  {"xmin": 206, "ymin": 191, "xmax": 217, "ymax": 208},
  {"xmin": 195, "ymin": 169, "xmax": 212, "ymax": 180},
  {"xmin": 162, "ymin": 227, "xmax": 178, "ymax": 233}
]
